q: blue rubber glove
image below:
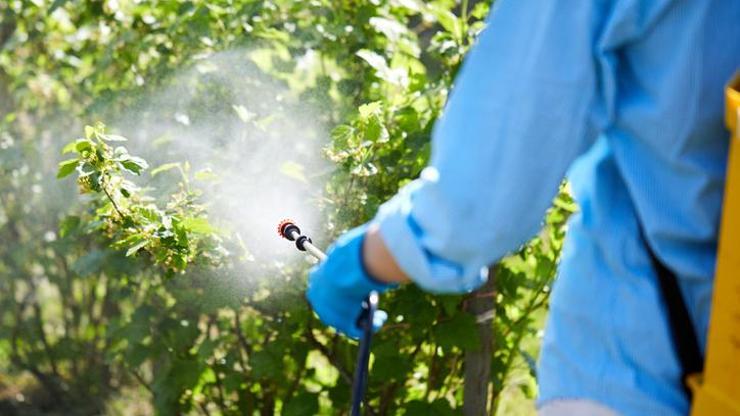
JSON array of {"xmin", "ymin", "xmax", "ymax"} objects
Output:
[{"xmin": 306, "ymin": 224, "xmax": 395, "ymax": 339}]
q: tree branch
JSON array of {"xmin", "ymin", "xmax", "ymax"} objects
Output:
[{"xmin": 463, "ymin": 268, "xmax": 496, "ymax": 416}]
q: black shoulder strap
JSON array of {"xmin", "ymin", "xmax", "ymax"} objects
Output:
[{"xmin": 639, "ymin": 227, "xmax": 704, "ymax": 400}]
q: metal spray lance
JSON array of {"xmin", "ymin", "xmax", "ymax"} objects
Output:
[{"xmin": 277, "ymin": 220, "xmax": 377, "ymax": 416}]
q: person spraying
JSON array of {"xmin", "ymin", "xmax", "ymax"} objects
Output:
[{"xmin": 306, "ymin": 1, "xmax": 740, "ymax": 415}]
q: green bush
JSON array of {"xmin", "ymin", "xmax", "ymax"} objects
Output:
[{"xmin": 0, "ymin": 1, "xmax": 573, "ymax": 414}]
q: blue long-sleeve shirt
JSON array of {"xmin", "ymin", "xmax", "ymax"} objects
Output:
[{"xmin": 374, "ymin": 1, "xmax": 740, "ymax": 414}]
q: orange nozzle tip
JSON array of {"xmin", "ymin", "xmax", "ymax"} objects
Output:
[{"xmin": 277, "ymin": 219, "xmax": 296, "ymax": 239}]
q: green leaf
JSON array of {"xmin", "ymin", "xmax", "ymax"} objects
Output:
[
  {"xmin": 437, "ymin": 295, "xmax": 462, "ymax": 316},
  {"xmin": 84, "ymin": 125, "xmax": 95, "ymax": 139},
  {"xmin": 369, "ymin": 17, "xmax": 408, "ymax": 42},
  {"xmin": 151, "ymin": 162, "xmax": 181, "ymax": 177},
  {"xmin": 167, "ymin": 359, "xmax": 203, "ymax": 391},
  {"xmin": 57, "ymin": 158, "xmax": 79, "ymax": 178},
  {"xmin": 358, "ymin": 101, "xmax": 382, "ymax": 119},
  {"xmin": 396, "ymin": 107, "xmax": 419, "ymax": 131},
  {"xmin": 232, "ymin": 104, "xmax": 256, "ymax": 123},
  {"xmin": 428, "ymin": 5, "xmax": 462, "ymax": 40},
  {"xmin": 120, "ymin": 157, "xmax": 149, "ymax": 175},
  {"xmin": 330, "ymin": 125, "xmax": 355, "ymax": 146},
  {"xmin": 61, "ymin": 142, "xmax": 77, "ymax": 154},
  {"xmin": 280, "ymin": 161, "xmax": 307, "ymax": 183},
  {"xmin": 125, "ymin": 239, "xmax": 149, "ymax": 257},
  {"xmin": 249, "ymin": 349, "xmax": 282, "ymax": 379},
  {"xmin": 138, "ymin": 207, "xmax": 161, "ymax": 223},
  {"xmin": 194, "ymin": 168, "xmax": 218, "ymax": 181},
  {"xmin": 62, "ymin": 139, "xmax": 92, "ymax": 154},
  {"xmin": 59, "ymin": 215, "xmax": 80, "ymax": 238},
  {"xmin": 254, "ymin": 27, "xmax": 290, "ymax": 43},
  {"xmin": 49, "ymin": 0, "xmax": 69, "ymax": 13},
  {"xmin": 222, "ymin": 373, "xmax": 245, "ymax": 393},
  {"xmin": 356, "ymin": 50, "xmax": 407, "ymax": 86},
  {"xmin": 471, "ymin": 2, "xmax": 490, "ymax": 19},
  {"xmin": 197, "ymin": 339, "xmax": 218, "ymax": 361},
  {"xmin": 357, "ymin": 49, "xmax": 389, "ymax": 74},
  {"xmin": 403, "ymin": 399, "xmax": 456, "ymax": 416},
  {"xmin": 254, "ymin": 114, "xmax": 277, "ymax": 131},
  {"xmin": 181, "ymin": 217, "xmax": 217, "ymax": 234},
  {"xmin": 364, "ymin": 115, "xmax": 389, "ymax": 143},
  {"xmin": 433, "ymin": 312, "xmax": 480, "ymax": 351},
  {"xmin": 102, "ymin": 133, "xmax": 128, "ymax": 142},
  {"xmin": 520, "ymin": 349, "xmax": 538, "ymax": 379},
  {"xmin": 125, "ymin": 343, "xmax": 151, "ymax": 368},
  {"xmin": 71, "ymin": 250, "xmax": 106, "ymax": 276},
  {"xmin": 76, "ymin": 139, "xmax": 93, "ymax": 153},
  {"xmin": 198, "ymin": 367, "xmax": 217, "ymax": 392},
  {"xmin": 371, "ymin": 353, "xmax": 412, "ymax": 382},
  {"xmin": 553, "ymin": 196, "xmax": 578, "ymax": 213},
  {"xmin": 283, "ymin": 392, "xmax": 319, "ymax": 416}
]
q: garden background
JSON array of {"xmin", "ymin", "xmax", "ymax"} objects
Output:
[{"xmin": 0, "ymin": 1, "xmax": 574, "ymax": 414}]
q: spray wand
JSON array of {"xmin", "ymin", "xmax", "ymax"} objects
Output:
[{"xmin": 277, "ymin": 220, "xmax": 377, "ymax": 416}]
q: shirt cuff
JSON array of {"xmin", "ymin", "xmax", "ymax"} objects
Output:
[{"xmin": 373, "ymin": 180, "xmax": 489, "ymax": 294}]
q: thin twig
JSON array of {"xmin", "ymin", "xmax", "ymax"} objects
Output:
[
  {"xmin": 306, "ymin": 329, "xmax": 353, "ymax": 385},
  {"xmin": 101, "ymin": 176, "xmax": 127, "ymax": 221},
  {"xmin": 130, "ymin": 368, "xmax": 154, "ymax": 394}
]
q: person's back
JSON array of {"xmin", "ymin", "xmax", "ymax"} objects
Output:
[
  {"xmin": 304, "ymin": 1, "xmax": 740, "ymax": 415},
  {"xmin": 535, "ymin": 2, "xmax": 739, "ymax": 414}
]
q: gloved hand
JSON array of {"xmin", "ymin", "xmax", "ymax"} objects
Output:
[{"xmin": 306, "ymin": 224, "xmax": 395, "ymax": 339}]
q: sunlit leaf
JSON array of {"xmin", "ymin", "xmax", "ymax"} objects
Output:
[
  {"xmin": 331, "ymin": 125, "xmax": 355, "ymax": 146},
  {"xmin": 232, "ymin": 104, "xmax": 256, "ymax": 124},
  {"xmin": 151, "ymin": 162, "xmax": 181, "ymax": 177},
  {"xmin": 102, "ymin": 134, "xmax": 128, "ymax": 142},
  {"xmin": 358, "ymin": 101, "xmax": 382, "ymax": 119},
  {"xmin": 125, "ymin": 239, "xmax": 149, "ymax": 257},
  {"xmin": 120, "ymin": 157, "xmax": 149, "ymax": 175},
  {"xmin": 194, "ymin": 168, "xmax": 219, "ymax": 181},
  {"xmin": 280, "ymin": 161, "xmax": 307, "ymax": 183},
  {"xmin": 181, "ymin": 217, "xmax": 217, "ymax": 234},
  {"xmin": 57, "ymin": 158, "xmax": 79, "ymax": 178},
  {"xmin": 428, "ymin": 5, "xmax": 462, "ymax": 39},
  {"xmin": 84, "ymin": 125, "xmax": 95, "ymax": 139},
  {"xmin": 369, "ymin": 17, "xmax": 408, "ymax": 42}
]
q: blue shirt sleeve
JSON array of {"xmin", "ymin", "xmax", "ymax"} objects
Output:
[{"xmin": 374, "ymin": 0, "xmax": 614, "ymax": 293}]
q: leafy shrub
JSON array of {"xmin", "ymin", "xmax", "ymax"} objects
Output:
[{"xmin": 1, "ymin": 1, "xmax": 574, "ymax": 414}]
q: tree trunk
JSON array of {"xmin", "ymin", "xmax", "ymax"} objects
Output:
[{"xmin": 463, "ymin": 268, "xmax": 496, "ymax": 416}]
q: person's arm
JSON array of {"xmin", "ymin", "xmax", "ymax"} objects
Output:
[
  {"xmin": 368, "ymin": 0, "xmax": 610, "ymax": 291},
  {"xmin": 363, "ymin": 224, "xmax": 409, "ymax": 283}
]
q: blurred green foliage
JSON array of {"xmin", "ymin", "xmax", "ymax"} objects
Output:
[{"xmin": 0, "ymin": 0, "xmax": 574, "ymax": 414}]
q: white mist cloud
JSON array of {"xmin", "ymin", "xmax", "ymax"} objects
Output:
[{"xmin": 113, "ymin": 49, "xmax": 330, "ymax": 269}]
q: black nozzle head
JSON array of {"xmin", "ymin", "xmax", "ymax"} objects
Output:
[{"xmin": 278, "ymin": 219, "xmax": 301, "ymax": 241}]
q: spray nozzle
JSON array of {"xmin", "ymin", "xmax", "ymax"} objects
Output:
[
  {"xmin": 277, "ymin": 219, "xmax": 323, "ymax": 260},
  {"xmin": 277, "ymin": 219, "xmax": 301, "ymax": 241}
]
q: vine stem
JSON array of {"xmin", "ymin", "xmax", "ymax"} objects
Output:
[
  {"xmin": 130, "ymin": 368, "xmax": 154, "ymax": 394},
  {"xmin": 461, "ymin": 0, "xmax": 470, "ymax": 42},
  {"xmin": 100, "ymin": 174, "xmax": 146, "ymax": 234},
  {"xmin": 101, "ymin": 174, "xmax": 127, "ymax": 220}
]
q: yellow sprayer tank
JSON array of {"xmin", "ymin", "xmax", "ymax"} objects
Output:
[{"xmin": 690, "ymin": 72, "xmax": 740, "ymax": 416}]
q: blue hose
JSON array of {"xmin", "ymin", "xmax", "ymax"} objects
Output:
[{"xmin": 350, "ymin": 291, "xmax": 377, "ymax": 416}]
